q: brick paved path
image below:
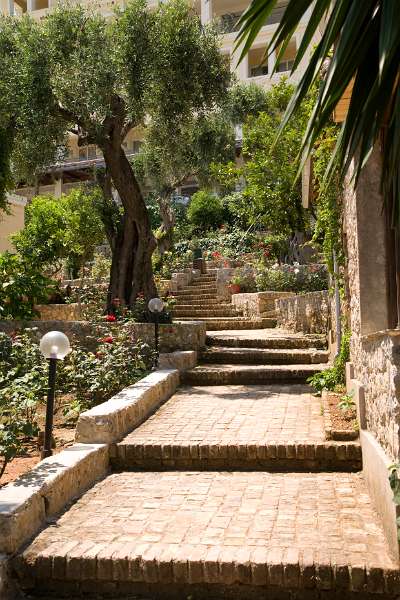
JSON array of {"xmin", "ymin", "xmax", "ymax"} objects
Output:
[{"xmin": 14, "ymin": 325, "xmax": 400, "ymax": 598}]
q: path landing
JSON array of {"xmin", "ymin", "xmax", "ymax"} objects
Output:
[{"xmin": 13, "ymin": 310, "xmax": 400, "ymax": 597}]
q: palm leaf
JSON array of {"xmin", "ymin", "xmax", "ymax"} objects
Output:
[{"xmin": 236, "ymin": 0, "xmax": 400, "ymax": 219}]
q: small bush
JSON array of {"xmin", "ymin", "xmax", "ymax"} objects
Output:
[
  {"xmin": 0, "ymin": 252, "xmax": 55, "ymax": 320},
  {"xmin": 308, "ymin": 329, "xmax": 350, "ymax": 394},
  {"xmin": 187, "ymin": 191, "xmax": 224, "ymax": 231},
  {"xmin": 256, "ymin": 263, "xmax": 328, "ymax": 293}
]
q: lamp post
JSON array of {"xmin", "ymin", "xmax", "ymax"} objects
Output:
[
  {"xmin": 148, "ymin": 298, "xmax": 165, "ymax": 365},
  {"xmin": 39, "ymin": 331, "xmax": 71, "ymax": 459}
]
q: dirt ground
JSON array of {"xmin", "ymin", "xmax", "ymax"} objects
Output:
[{"xmin": 327, "ymin": 391, "xmax": 358, "ymax": 432}]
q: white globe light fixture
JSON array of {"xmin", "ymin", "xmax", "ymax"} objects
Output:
[
  {"xmin": 39, "ymin": 331, "xmax": 71, "ymax": 460},
  {"xmin": 40, "ymin": 331, "xmax": 71, "ymax": 360},
  {"xmin": 148, "ymin": 297, "xmax": 165, "ymax": 314},
  {"xmin": 148, "ymin": 298, "xmax": 165, "ymax": 364}
]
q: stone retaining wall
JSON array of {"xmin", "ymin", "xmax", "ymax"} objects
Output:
[
  {"xmin": 0, "ymin": 320, "xmax": 206, "ymax": 353},
  {"xmin": 232, "ymin": 292, "xmax": 294, "ymax": 318},
  {"xmin": 350, "ymin": 330, "xmax": 400, "ymax": 462},
  {"xmin": 275, "ymin": 291, "xmax": 330, "ymax": 334},
  {"xmin": 35, "ymin": 303, "xmax": 83, "ymax": 321}
]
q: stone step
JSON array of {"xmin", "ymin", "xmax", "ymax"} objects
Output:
[
  {"xmin": 113, "ymin": 384, "xmax": 360, "ymax": 472},
  {"xmin": 179, "ymin": 318, "xmax": 277, "ymax": 330},
  {"xmin": 200, "ymin": 347, "xmax": 330, "ymax": 365},
  {"xmin": 206, "ymin": 332, "xmax": 327, "ymax": 350},
  {"xmin": 182, "ymin": 363, "xmax": 328, "ymax": 385},
  {"xmin": 189, "ymin": 280, "xmax": 217, "ymax": 287},
  {"xmin": 174, "ymin": 298, "xmax": 221, "ymax": 306},
  {"xmin": 172, "ymin": 292, "xmax": 217, "ymax": 300},
  {"xmin": 15, "ymin": 471, "xmax": 397, "ymax": 599},
  {"xmin": 173, "ymin": 308, "xmax": 241, "ymax": 318},
  {"xmin": 181, "ymin": 285, "xmax": 218, "ymax": 293}
]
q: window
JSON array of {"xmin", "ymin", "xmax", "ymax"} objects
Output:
[
  {"xmin": 277, "ymin": 38, "xmax": 296, "ymax": 73},
  {"xmin": 248, "ymin": 47, "xmax": 268, "ymax": 78}
]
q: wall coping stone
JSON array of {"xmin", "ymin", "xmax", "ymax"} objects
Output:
[
  {"xmin": 75, "ymin": 369, "xmax": 179, "ymax": 445},
  {"xmin": 0, "ymin": 444, "xmax": 108, "ymax": 555},
  {"xmin": 158, "ymin": 351, "xmax": 197, "ymax": 371},
  {"xmin": 361, "ymin": 328, "xmax": 400, "ymax": 343}
]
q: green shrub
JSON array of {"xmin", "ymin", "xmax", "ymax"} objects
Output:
[
  {"xmin": 308, "ymin": 329, "xmax": 350, "ymax": 394},
  {"xmin": 187, "ymin": 191, "xmax": 224, "ymax": 231},
  {"xmin": 256, "ymin": 263, "xmax": 328, "ymax": 293},
  {"xmin": 0, "ymin": 252, "xmax": 55, "ymax": 320}
]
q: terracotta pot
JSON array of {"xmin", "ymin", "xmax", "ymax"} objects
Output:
[{"xmin": 229, "ymin": 283, "xmax": 241, "ymax": 295}]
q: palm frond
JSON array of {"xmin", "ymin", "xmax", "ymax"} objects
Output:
[{"xmin": 236, "ymin": 0, "xmax": 400, "ymax": 219}]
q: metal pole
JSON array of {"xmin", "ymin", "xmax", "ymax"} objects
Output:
[
  {"xmin": 154, "ymin": 314, "xmax": 159, "ymax": 367},
  {"xmin": 41, "ymin": 358, "xmax": 57, "ymax": 459},
  {"xmin": 333, "ymin": 250, "xmax": 342, "ymax": 356}
]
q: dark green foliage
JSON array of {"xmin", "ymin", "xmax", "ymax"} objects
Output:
[
  {"xmin": 0, "ymin": 253, "xmax": 55, "ymax": 320},
  {"xmin": 187, "ymin": 190, "xmax": 225, "ymax": 231},
  {"xmin": 236, "ymin": 0, "xmax": 400, "ymax": 222}
]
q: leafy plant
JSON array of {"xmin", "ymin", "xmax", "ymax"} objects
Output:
[
  {"xmin": 236, "ymin": 0, "xmax": 399, "ymax": 223},
  {"xmin": 256, "ymin": 263, "xmax": 328, "ymax": 293},
  {"xmin": 308, "ymin": 329, "xmax": 350, "ymax": 394},
  {"xmin": 338, "ymin": 392, "xmax": 355, "ymax": 412},
  {"xmin": 0, "ymin": 252, "xmax": 55, "ymax": 320},
  {"xmin": 187, "ymin": 191, "xmax": 225, "ymax": 232}
]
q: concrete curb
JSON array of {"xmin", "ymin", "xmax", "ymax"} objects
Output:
[
  {"xmin": 0, "ymin": 444, "xmax": 108, "ymax": 555},
  {"xmin": 75, "ymin": 369, "xmax": 180, "ymax": 444}
]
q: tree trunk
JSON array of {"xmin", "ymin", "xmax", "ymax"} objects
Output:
[
  {"xmin": 101, "ymin": 142, "xmax": 157, "ymax": 308},
  {"xmin": 156, "ymin": 193, "xmax": 175, "ymax": 255}
]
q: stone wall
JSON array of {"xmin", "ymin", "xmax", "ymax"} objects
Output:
[
  {"xmin": 232, "ymin": 291, "xmax": 294, "ymax": 318},
  {"xmin": 353, "ymin": 331, "xmax": 400, "ymax": 462},
  {"xmin": 35, "ymin": 303, "xmax": 83, "ymax": 321},
  {"xmin": 0, "ymin": 320, "xmax": 206, "ymax": 353},
  {"xmin": 275, "ymin": 291, "xmax": 330, "ymax": 334}
]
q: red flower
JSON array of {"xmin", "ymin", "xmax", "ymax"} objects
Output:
[
  {"xmin": 105, "ymin": 314, "xmax": 116, "ymax": 322},
  {"xmin": 101, "ymin": 336, "xmax": 114, "ymax": 344}
]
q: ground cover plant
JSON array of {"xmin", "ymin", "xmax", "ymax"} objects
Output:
[{"xmin": 0, "ymin": 328, "xmax": 154, "ymax": 481}]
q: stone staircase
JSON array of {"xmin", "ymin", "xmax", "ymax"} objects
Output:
[
  {"xmin": 172, "ymin": 269, "xmax": 276, "ymax": 331},
  {"xmin": 183, "ymin": 330, "xmax": 329, "ymax": 386},
  {"xmin": 12, "ymin": 268, "xmax": 399, "ymax": 597}
]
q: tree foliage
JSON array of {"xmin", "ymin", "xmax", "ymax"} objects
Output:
[
  {"xmin": 236, "ymin": 0, "xmax": 400, "ymax": 221},
  {"xmin": 187, "ymin": 191, "xmax": 225, "ymax": 232},
  {"xmin": 13, "ymin": 188, "xmax": 104, "ymax": 276},
  {"xmin": 212, "ymin": 80, "xmax": 310, "ymax": 233},
  {"xmin": 0, "ymin": 0, "xmax": 230, "ymax": 305}
]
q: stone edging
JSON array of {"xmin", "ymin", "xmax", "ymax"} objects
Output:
[
  {"xmin": 0, "ymin": 365, "xmax": 184, "ymax": 563},
  {"xmin": 322, "ymin": 390, "xmax": 358, "ymax": 441},
  {"xmin": 0, "ymin": 444, "xmax": 108, "ymax": 555},
  {"xmin": 75, "ymin": 369, "xmax": 180, "ymax": 445}
]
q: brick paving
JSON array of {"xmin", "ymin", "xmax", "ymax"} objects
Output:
[
  {"xmin": 121, "ymin": 385, "xmax": 325, "ymax": 445},
  {"xmin": 113, "ymin": 385, "xmax": 361, "ymax": 471},
  {"xmin": 16, "ymin": 471, "xmax": 397, "ymax": 593}
]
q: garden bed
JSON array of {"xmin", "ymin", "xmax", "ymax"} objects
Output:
[{"xmin": 322, "ymin": 390, "xmax": 358, "ymax": 441}]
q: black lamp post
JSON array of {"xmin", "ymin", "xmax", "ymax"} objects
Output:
[
  {"xmin": 148, "ymin": 298, "xmax": 165, "ymax": 366},
  {"xmin": 39, "ymin": 331, "xmax": 71, "ymax": 459}
]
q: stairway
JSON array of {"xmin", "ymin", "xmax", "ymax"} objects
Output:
[
  {"xmin": 172, "ymin": 269, "xmax": 276, "ymax": 330},
  {"xmin": 13, "ymin": 266, "xmax": 399, "ymax": 598}
]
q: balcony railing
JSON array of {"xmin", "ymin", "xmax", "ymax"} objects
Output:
[{"xmin": 217, "ymin": 2, "xmax": 289, "ymax": 34}]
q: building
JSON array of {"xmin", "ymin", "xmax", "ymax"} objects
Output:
[
  {"xmin": 0, "ymin": 194, "xmax": 27, "ymax": 252},
  {"xmin": 0, "ymin": 0, "xmax": 320, "ymax": 202}
]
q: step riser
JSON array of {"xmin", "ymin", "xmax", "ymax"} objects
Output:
[
  {"xmin": 174, "ymin": 311, "xmax": 241, "ymax": 318},
  {"xmin": 204, "ymin": 320, "xmax": 277, "ymax": 330},
  {"xmin": 200, "ymin": 352, "xmax": 329, "ymax": 365},
  {"xmin": 173, "ymin": 294, "xmax": 217, "ymax": 300},
  {"xmin": 112, "ymin": 443, "xmax": 362, "ymax": 472},
  {"xmin": 206, "ymin": 336, "xmax": 327, "ymax": 349},
  {"xmin": 183, "ymin": 373, "xmax": 316, "ymax": 385},
  {"xmin": 174, "ymin": 300, "xmax": 220, "ymax": 306}
]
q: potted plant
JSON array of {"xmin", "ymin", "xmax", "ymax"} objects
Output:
[{"xmin": 229, "ymin": 274, "xmax": 242, "ymax": 295}]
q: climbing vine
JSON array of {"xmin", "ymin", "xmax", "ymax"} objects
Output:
[
  {"xmin": 312, "ymin": 123, "xmax": 344, "ymax": 275},
  {"xmin": 388, "ymin": 464, "xmax": 400, "ymax": 540}
]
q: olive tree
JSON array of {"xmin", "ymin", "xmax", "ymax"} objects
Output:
[{"xmin": 0, "ymin": 0, "xmax": 230, "ymax": 305}]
